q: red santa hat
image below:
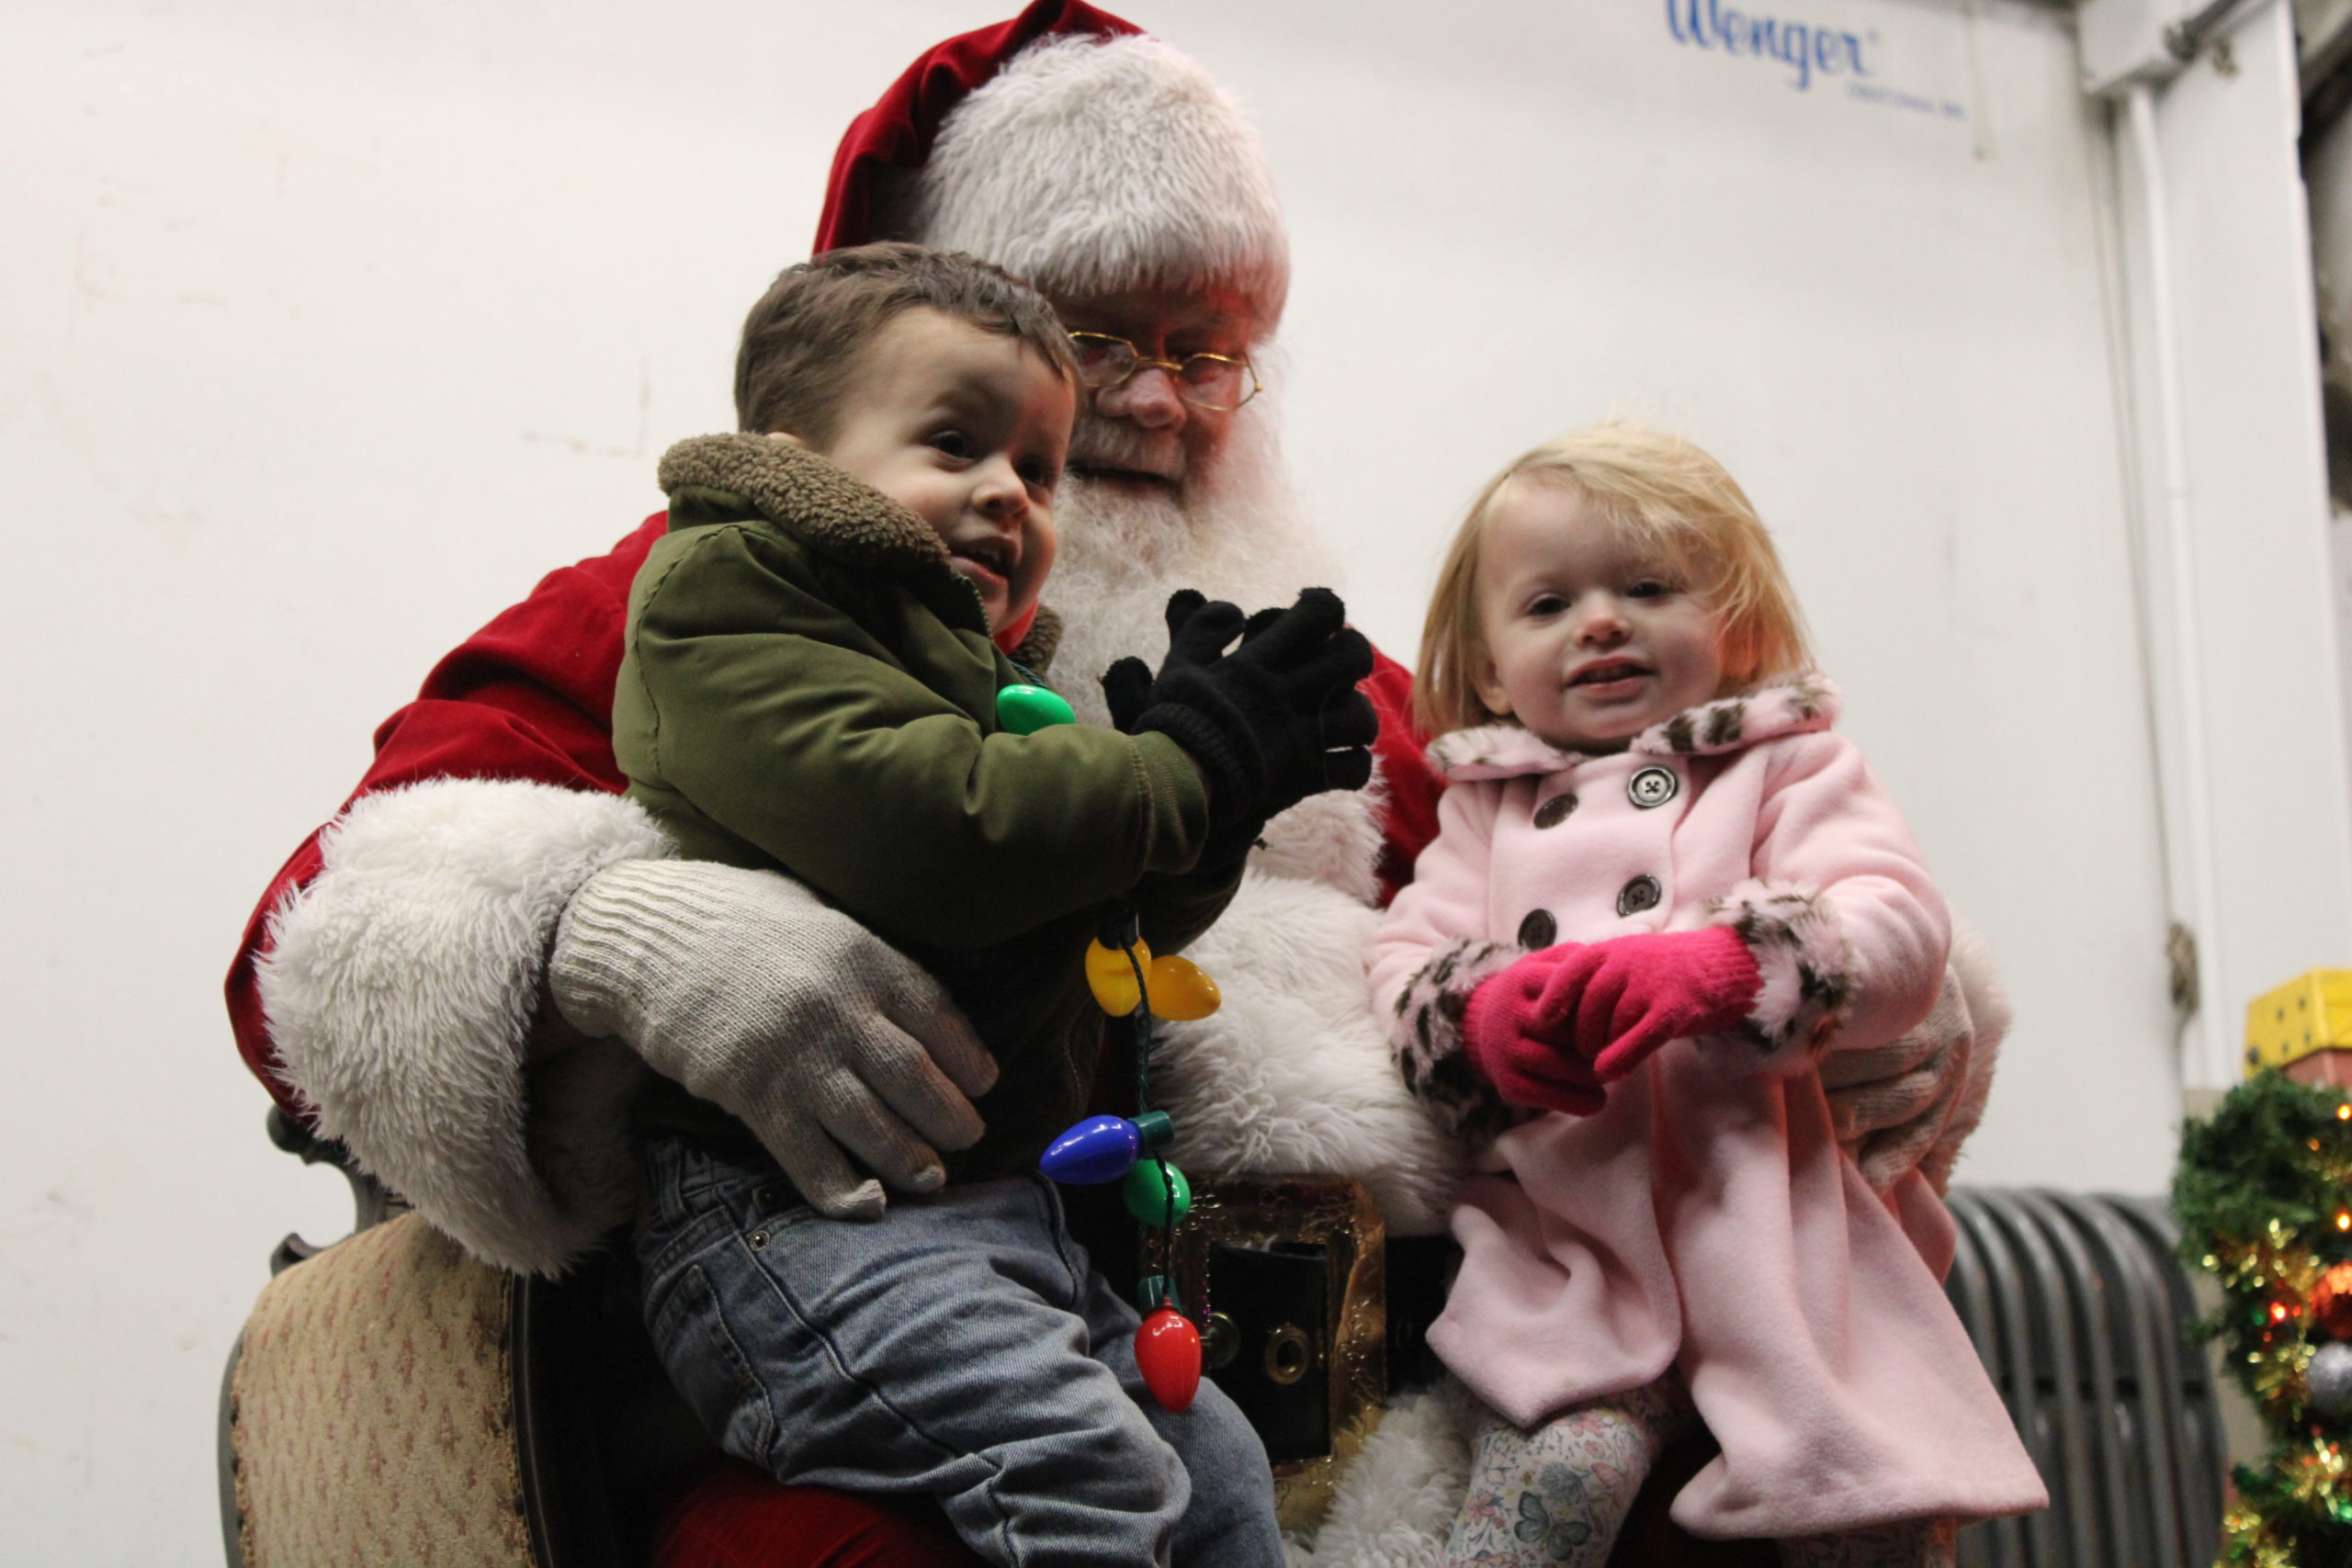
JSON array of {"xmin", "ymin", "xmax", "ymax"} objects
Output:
[
  {"xmin": 817, "ymin": 4, "xmax": 1292, "ymax": 654},
  {"xmin": 815, "ymin": 1, "xmax": 1291, "ymax": 334}
]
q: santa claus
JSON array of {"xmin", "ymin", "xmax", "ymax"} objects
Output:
[{"xmin": 226, "ymin": 5, "xmax": 1997, "ymax": 1562}]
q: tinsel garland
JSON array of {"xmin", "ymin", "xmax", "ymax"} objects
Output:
[{"xmin": 2176, "ymin": 1069, "xmax": 2352, "ymax": 1567}]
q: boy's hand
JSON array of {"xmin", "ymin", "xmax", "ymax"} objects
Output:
[
  {"xmin": 548, "ymin": 859, "xmax": 998, "ymax": 1220},
  {"xmin": 1098, "ymin": 588, "xmax": 1378, "ymax": 829}
]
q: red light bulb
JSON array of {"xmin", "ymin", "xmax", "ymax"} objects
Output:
[{"xmin": 1135, "ymin": 1307, "xmax": 1202, "ymax": 1412}]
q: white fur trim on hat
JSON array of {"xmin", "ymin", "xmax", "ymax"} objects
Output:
[{"xmin": 912, "ymin": 32, "xmax": 1290, "ymax": 328}]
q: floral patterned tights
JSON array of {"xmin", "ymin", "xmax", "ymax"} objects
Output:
[{"xmin": 1443, "ymin": 1379, "xmax": 1957, "ymax": 1567}]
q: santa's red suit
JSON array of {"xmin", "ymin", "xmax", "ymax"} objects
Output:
[
  {"xmin": 226, "ymin": 513, "xmax": 1436, "ymax": 1129},
  {"xmin": 227, "ymin": 6, "xmax": 1992, "ymax": 1564}
]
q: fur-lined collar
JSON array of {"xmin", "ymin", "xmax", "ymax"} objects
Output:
[
  {"xmin": 659, "ymin": 433, "xmax": 949, "ymax": 572},
  {"xmin": 1009, "ymin": 605, "xmax": 1063, "ymax": 675},
  {"xmin": 1427, "ymin": 674, "xmax": 1841, "ymax": 781},
  {"xmin": 657, "ymin": 433, "xmax": 1064, "ymax": 674}
]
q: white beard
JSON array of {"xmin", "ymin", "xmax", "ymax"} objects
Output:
[
  {"xmin": 1042, "ymin": 401, "xmax": 1385, "ymax": 902},
  {"xmin": 1044, "ymin": 404, "xmax": 1336, "ymax": 728},
  {"xmin": 1043, "ymin": 400, "xmax": 1463, "ymax": 1238}
]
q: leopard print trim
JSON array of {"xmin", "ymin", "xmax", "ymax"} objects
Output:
[
  {"xmin": 1705, "ymin": 880, "xmax": 1854, "ymax": 1060},
  {"xmin": 1391, "ymin": 936, "xmax": 1522, "ymax": 1143},
  {"xmin": 1426, "ymin": 675, "xmax": 1844, "ymax": 783},
  {"xmin": 1425, "ymin": 725, "xmax": 1577, "ymax": 782},
  {"xmin": 1635, "ymin": 674, "xmax": 1839, "ymax": 758}
]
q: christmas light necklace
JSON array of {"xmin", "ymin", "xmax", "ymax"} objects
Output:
[{"xmin": 998, "ymin": 682, "xmax": 1223, "ymax": 1411}]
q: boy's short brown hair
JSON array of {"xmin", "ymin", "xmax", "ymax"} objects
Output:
[{"xmin": 734, "ymin": 242, "xmax": 1079, "ymax": 443}]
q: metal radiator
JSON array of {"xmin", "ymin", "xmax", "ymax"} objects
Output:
[{"xmin": 1942, "ymin": 1188, "xmax": 2230, "ymax": 1568}]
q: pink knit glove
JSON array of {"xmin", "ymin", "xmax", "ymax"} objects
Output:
[
  {"xmin": 1465, "ymin": 928, "xmax": 1766, "ymax": 1108},
  {"xmin": 1463, "ymin": 947, "xmax": 1608, "ymax": 1117},
  {"xmin": 1527, "ymin": 927, "xmax": 1764, "ymax": 1081}
]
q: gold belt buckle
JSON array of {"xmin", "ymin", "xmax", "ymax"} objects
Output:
[{"xmin": 1170, "ymin": 1177, "xmax": 1386, "ymax": 1534}]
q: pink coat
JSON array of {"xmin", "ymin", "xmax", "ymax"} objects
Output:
[{"xmin": 1370, "ymin": 678, "xmax": 2044, "ymax": 1539}]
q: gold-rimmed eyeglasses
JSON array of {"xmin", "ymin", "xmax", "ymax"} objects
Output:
[{"xmin": 1068, "ymin": 332, "xmax": 1261, "ymax": 413}]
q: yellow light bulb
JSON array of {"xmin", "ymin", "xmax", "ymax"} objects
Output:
[
  {"xmin": 1080, "ymin": 938, "xmax": 1222, "ymax": 1021},
  {"xmin": 1085, "ymin": 938, "xmax": 1149, "ymax": 1017},
  {"xmin": 1143, "ymin": 954, "xmax": 1222, "ymax": 1021}
]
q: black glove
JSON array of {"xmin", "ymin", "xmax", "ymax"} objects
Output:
[{"xmin": 1099, "ymin": 588, "xmax": 1379, "ymax": 834}]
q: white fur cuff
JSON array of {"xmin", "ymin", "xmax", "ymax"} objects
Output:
[{"xmin": 258, "ymin": 779, "xmax": 673, "ymax": 1277}]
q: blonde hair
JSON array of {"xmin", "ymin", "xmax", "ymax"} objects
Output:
[{"xmin": 1416, "ymin": 423, "xmax": 1815, "ymax": 736}]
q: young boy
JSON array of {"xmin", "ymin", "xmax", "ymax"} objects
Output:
[{"xmin": 571, "ymin": 243, "xmax": 1376, "ymax": 1567}]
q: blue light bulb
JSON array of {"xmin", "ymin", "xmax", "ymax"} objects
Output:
[{"xmin": 1040, "ymin": 1114, "xmax": 1143, "ymax": 1184}]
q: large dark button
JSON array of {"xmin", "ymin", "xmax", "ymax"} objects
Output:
[
  {"xmin": 1533, "ymin": 793, "xmax": 1579, "ymax": 829},
  {"xmin": 1517, "ymin": 908, "xmax": 1557, "ymax": 949},
  {"xmin": 1628, "ymin": 766, "xmax": 1679, "ymax": 809},
  {"xmin": 1616, "ymin": 875, "xmax": 1663, "ymax": 917}
]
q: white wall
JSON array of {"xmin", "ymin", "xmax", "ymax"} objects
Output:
[
  {"xmin": 2105, "ymin": 1, "xmax": 2352, "ymax": 1091},
  {"xmin": 0, "ymin": 0, "xmax": 2240, "ymax": 1557},
  {"xmin": 2300, "ymin": 45, "xmax": 2352, "ymax": 917},
  {"xmin": 1242, "ymin": 0, "xmax": 2185, "ymax": 1191}
]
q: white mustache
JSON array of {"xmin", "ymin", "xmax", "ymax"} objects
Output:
[{"xmin": 1067, "ymin": 415, "xmax": 1185, "ymax": 482}]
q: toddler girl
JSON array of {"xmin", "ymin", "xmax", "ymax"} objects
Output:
[{"xmin": 1370, "ymin": 425, "xmax": 2044, "ymax": 1567}]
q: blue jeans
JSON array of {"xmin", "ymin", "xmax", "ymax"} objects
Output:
[{"xmin": 638, "ymin": 1136, "xmax": 1284, "ymax": 1568}]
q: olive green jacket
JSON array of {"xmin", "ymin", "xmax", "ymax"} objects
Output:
[{"xmin": 616, "ymin": 434, "xmax": 1238, "ymax": 1178}]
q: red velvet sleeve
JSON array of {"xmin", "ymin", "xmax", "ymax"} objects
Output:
[
  {"xmin": 224, "ymin": 517, "xmax": 667, "ymax": 1114},
  {"xmin": 1363, "ymin": 646, "xmax": 1438, "ymax": 908}
]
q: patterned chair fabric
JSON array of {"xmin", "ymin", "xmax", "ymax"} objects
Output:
[{"xmin": 223, "ymin": 1214, "xmax": 533, "ymax": 1568}]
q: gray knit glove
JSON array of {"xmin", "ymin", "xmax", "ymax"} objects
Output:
[
  {"xmin": 548, "ymin": 859, "xmax": 998, "ymax": 1220},
  {"xmin": 1820, "ymin": 964, "xmax": 1973, "ymax": 1191}
]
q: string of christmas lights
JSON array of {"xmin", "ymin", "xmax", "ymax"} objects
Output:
[
  {"xmin": 2177, "ymin": 1070, "xmax": 2352, "ymax": 1565},
  {"xmin": 995, "ymin": 682, "xmax": 1223, "ymax": 1413}
]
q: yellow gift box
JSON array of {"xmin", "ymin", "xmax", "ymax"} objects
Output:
[{"xmin": 2245, "ymin": 969, "xmax": 2352, "ymax": 1077}]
